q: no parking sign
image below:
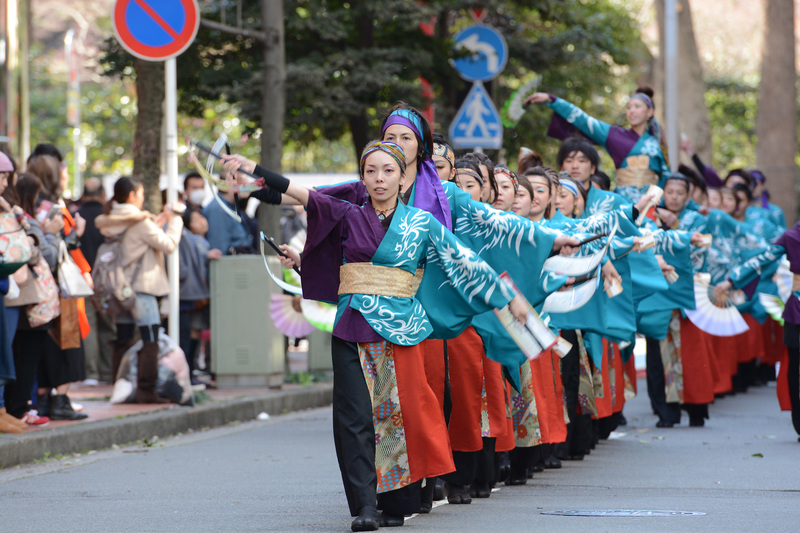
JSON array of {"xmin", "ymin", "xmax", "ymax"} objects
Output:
[{"xmin": 113, "ymin": 0, "xmax": 200, "ymax": 61}]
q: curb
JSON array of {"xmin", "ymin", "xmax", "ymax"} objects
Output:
[{"xmin": 0, "ymin": 384, "xmax": 333, "ymax": 470}]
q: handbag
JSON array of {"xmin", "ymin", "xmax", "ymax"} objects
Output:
[
  {"xmin": 49, "ymin": 297, "xmax": 81, "ymax": 349},
  {"xmin": 0, "ymin": 211, "xmax": 33, "ymax": 277},
  {"xmin": 26, "ymin": 257, "xmax": 61, "ymax": 327},
  {"xmin": 57, "ymin": 240, "xmax": 94, "ymax": 299},
  {"xmin": 5, "ymin": 264, "xmax": 44, "ymax": 307}
]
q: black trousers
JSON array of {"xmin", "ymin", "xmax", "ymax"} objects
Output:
[
  {"xmin": 330, "ymin": 336, "xmax": 420, "ymax": 517},
  {"xmin": 4, "ymin": 329, "xmax": 49, "ymax": 418},
  {"xmin": 645, "ymin": 337, "xmax": 681, "ymax": 424},
  {"xmin": 787, "ymin": 347, "xmax": 800, "ymax": 436},
  {"xmin": 558, "ymin": 330, "xmax": 593, "ymax": 456}
]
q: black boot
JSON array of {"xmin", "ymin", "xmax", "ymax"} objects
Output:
[
  {"xmin": 443, "ymin": 482, "xmax": 472, "ymax": 504},
  {"xmin": 420, "ymin": 478, "xmax": 435, "ymax": 513},
  {"xmin": 351, "ymin": 506, "xmax": 378, "ymax": 532},
  {"xmin": 136, "ymin": 341, "xmax": 170, "ymax": 404},
  {"xmin": 378, "ymin": 512, "xmax": 404, "ymax": 527},
  {"xmin": 37, "ymin": 393, "xmax": 52, "ymax": 417},
  {"xmin": 49, "ymin": 395, "xmax": 88, "ymax": 421}
]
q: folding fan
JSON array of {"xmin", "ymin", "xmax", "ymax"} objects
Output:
[
  {"xmin": 684, "ymin": 278, "xmax": 749, "ymax": 336},
  {"xmin": 270, "ymin": 294, "xmax": 315, "ymax": 338},
  {"xmin": 774, "ymin": 259, "xmax": 793, "ymax": 302},
  {"xmin": 758, "ymin": 292, "xmax": 785, "ymax": 325},
  {"xmin": 541, "ymin": 276, "xmax": 599, "ymax": 314},
  {"xmin": 300, "ymin": 299, "xmax": 336, "ymax": 333}
]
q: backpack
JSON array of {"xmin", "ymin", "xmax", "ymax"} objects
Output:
[{"xmin": 90, "ymin": 229, "xmax": 142, "ymax": 315}]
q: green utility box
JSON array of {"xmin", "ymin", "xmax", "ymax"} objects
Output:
[{"xmin": 210, "ymin": 255, "xmax": 285, "ymax": 388}]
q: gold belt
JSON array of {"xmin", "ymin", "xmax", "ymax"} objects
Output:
[
  {"xmin": 616, "ymin": 167, "xmax": 658, "ymax": 189},
  {"xmin": 792, "ymin": 273, "xmax": 800, "ymax": 292},
  {"xmin": 338, "ymin": 263, "xmax": 423, "ymax": 297}
]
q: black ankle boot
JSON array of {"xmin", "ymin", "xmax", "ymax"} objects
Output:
[
  {"xmin": 49, "ymin": 395, "xmax": 88, "ymax": 421},
  {"xmin": 37, "ymin": 393, "xmax": 52, "ymax": 417},
  {"xmin": 351, "ymin": 506, "xmax": 378, "ymax": 532},
  {"xmin": 469, "ymin": 481, "xmax": 491, "ymax": 498},
  {"xmin": 378, "ymin": 512, "xmax": 404, "ymax": 527},
  {"xmin": 444, "ymin": 482, "xmax": 472, "ymax": 504}
]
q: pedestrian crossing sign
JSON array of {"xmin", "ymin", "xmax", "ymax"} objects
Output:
[{"xmin": 449, "ymin": 82, "xmax": 503, "ymax": 149}]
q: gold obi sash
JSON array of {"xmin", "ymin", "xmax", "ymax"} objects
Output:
[
  {"xmin": 792, "ymin": 273, "xmax": 800, "ymax": 293},
  {"xmin": 338, "ymin": 263, "xmax": 424, "ymax": 297},
  {"xmin": 616, "ymin": 155, "xmax": 658, "ymax": 189}
]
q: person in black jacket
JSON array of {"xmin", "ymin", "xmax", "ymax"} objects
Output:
[{"xmin": 77, "ymin": 179, "xmax": 116, "ymax": 384}]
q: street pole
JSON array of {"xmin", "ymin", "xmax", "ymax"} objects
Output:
[
  {"xmin": 65, "ymin": 29, "xmax": 82, "ymax": 197},
  {"xmin": 165, "ymin": 58, "xmax": 179, "ymax": 344},
  {"xmin": 664, "ymin": 0, "xmax": 679, "ymax": 171}
]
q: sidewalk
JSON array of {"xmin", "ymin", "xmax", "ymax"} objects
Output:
[{"xmin": 0, "ymin": 381, "xmax": 333, "ymax": 470}]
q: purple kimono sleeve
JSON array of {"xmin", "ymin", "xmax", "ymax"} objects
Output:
[
  {"xmin": 300, "ymin": 190, "xmax": 351, "ymax": 303},
  {"xmin": 316, "ymin": 180, "xmax": 369, "ymax": 206}
]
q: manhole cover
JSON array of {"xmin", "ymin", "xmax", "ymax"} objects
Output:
[{"xmin": 542, "ymin": 510, "xmax": 706, "ymax": 517}]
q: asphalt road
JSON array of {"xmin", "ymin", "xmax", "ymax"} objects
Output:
[{"xmin": 1, "ymin": 379, "xmax": 797, "ymax": 532}]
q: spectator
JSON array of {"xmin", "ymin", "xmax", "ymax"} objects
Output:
[
  {"xmin": 203, "ymin": 171, "xmax": 254, "ymax": 255},
  {"xmin": 95, "ymin": 177, "xmax": 184, "ymax": 403},
  {"xmin": 179, "ymin": 207, "xmax": 220, "ymax": 382},
  {"xmin": 183, "ymin": 171, "xmax": 206, "ymax": 210},
  {"xmin": 29, "ymin": 143, "xmax": 71, "ymax": 206},
  {"xmin": 78, "ymin": 178, "xmax": 115, "ymax": 385}
]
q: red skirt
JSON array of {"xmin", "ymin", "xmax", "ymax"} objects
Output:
[
  {"xmin": 679, "ymin": 316, "xmax": 716, "ymax": 405},
  {"xmin": 740, "ymin": 315, "xmax": 764, "ymax": 363},
  {"xmin": 420, "ymin": 338, "xmax": 447, "ymax": 412},
  {"xmin": 762, "ymin": 321, "xmax": 786, "ymax": 366},
  {"xmin": 530, "ymin": 348, "xmax": 567, "ymax": 444},
  {"xmin": 445, "ymin": 328, "xmax": 485, "ymax": 452}
]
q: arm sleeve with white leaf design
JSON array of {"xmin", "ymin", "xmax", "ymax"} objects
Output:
[{"xmin": 547, "ymin": 98, "xmax": 611, "ymax": 147}]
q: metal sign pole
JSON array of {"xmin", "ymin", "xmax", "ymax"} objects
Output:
[
  {"xmin": 165, "ymin": 58, "xmax": 179, "ymax": 343},
  {"xmin": 664, "ymin": 0, "xmax": 679, "ymax": 171}
]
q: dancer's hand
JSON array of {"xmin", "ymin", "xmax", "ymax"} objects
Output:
[
  {"xmin": 554, "ymin": 234, "xmax": 581, "ymax": 256},
  {"xmin": 222, "ymin": 154, "xmax": 257, "ymax": 177},
  {"xmin": 509, "ymin": 295, "xmax": 529, "ymax": 324},
  {"xmin": 279, "ymin": 244, "xmax": 301, "ymax": 269},
  {"xmin": 713, "ymin": 280, "xmax": 732, "ymax": 301},
  {"xmin": 524, "ymin": 92, "xmax": 553, "ymax": 106}
]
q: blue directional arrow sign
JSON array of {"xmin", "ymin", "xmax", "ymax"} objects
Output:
[
  {"xmin": 452, "ymin": 25, "xmax": 508, "ymax": 82},
  {"xmin": 449, "ymin": 82, "xmax": 503, "ymax": 149}
]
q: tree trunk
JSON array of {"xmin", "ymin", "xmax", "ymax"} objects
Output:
[
  {"xmin": 132, "ymin": 59, "xmax": 164, "ymax": 213},
  {"xmin": 653, "ymin": 0, "xmax": 712, "ymax": 166},
  {"xmin": 756, "ymin": 0, "xmax": 797, "ymax": 224},
  {"xmin": 349, "ymin": 115, "xmax": 370, "ymax": 162},
  {"xmin": 256, "ymin": 0, "xmax": 285, "ymax": 243}
]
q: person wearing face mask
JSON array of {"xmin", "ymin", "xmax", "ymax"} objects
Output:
[{"xmin": 183, "ymin": 171, "xmax": 207, "ymax": 210}]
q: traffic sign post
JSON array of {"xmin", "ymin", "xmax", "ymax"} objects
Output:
[
  {"xmin": 449, "ymin": 82, "xmax": 503, "ymax": 150},
  {"xmin": 450, "ymin": 24, "xmax": 508, "ymax": 150},
  {"xmin": 113, "ymin": 0, "xmax": 200, "ymax": 344}
]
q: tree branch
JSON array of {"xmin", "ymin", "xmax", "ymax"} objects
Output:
[{"xmin": 200, "ymin": 18, "xmax": 266, "ymax": 41}]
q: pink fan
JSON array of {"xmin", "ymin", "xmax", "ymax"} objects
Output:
[{"xmin": 270, "ymin": 294, "xmax": 315, "ymax": 338}]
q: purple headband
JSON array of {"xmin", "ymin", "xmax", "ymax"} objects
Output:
[
  {"xmin": 382, "ymin": 111, "xmax": 423, "ymax": 143},
  {"xmin": 630, "ymin": 93, "xmax": 654, "ymax": 109}
]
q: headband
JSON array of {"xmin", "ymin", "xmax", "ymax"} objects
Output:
[
  {"xmin": 630, "ymin": 92, "xmax": 654, "ymax": 109},
  {"xmin": 359, "ymin": 140, "xmax": 406, "ymax": 177},
  {"xmin": 0, "ymin": 152, "xmax": 13, "ymax": 172},
  {"xmin": 433, "ymin": 142, "xmax": 455, "ymax": 169},
  {"xmin": 560, "ymin": 179, "xmax": 579, "ymax": 197},
  {"xmin": 455, "ymin": 168, "xmax": 484, "ymax": 186},
  {"xmin": 495, "ymin": 165, "xmax": 519, "ymax": 193},
  {"xmin": 382, "ymin": 110, "xmax": 423, "ymax": 143}
]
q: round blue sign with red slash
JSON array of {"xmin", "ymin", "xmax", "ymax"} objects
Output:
[{"xmin": 113, "ymin": 0, "xmax": 200, "ymax": 61}]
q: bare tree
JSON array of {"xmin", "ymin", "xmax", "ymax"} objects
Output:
[
  {"xmin": 132, "ymin": 58, "xmax": 164, "ymax": 213},
  {"xmin": 756, "ymin": 0, "xmax": 797, "ymax": 224}
]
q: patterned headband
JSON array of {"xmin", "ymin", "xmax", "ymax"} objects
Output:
[
  {"xmin": 360, "ymin": 140, "xmax": 406, "ymax": 177},
  {"xmin": 454, "ymin": 168, "xmax": 484, "ymax": 186},
  {"xmin": 495, "ymin": 165, "xmax": 519, "ymax": 193},
  {"xmin": 433, "ymin": 142, "xmax": 455, "ymax": 169},
  {"xmin": 630, "ymin": 93, "xmax": 654, "ymax": 109},
  {"xmin": 560, "ymin": 179, "xmax": 579, "ymax": 197}
]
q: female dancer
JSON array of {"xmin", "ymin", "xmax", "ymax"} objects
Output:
[
  {"xmin": 225, "ymin": 141, "xmax": 529, "ymax": 530},
  {"xmin": 526, "ymin": 87, "xmax": 670, "ymax": 202}
]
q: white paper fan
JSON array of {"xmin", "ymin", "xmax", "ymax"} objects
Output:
[
  {"xmin": 684, "ymin": 280, "xmax": 749, "ymax": 336},
  {"xmin": 270, "ymin": 294, "xmax": 315, "ymax": 338},
  {"xmin": 300, "ymin": 299, "xmax": 336, "ymax": 333},
  {"xmin": 774, "ymin": 259, "xmax": 792, "ymax": 302},
  {"xmin": 758, "ymin": 292, "xmax": 785, "ymax": 325}
]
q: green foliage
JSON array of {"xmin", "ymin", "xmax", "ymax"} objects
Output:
[{"xmin": 705, "ymin": 77, "xmax": 758, "ymax": 170}]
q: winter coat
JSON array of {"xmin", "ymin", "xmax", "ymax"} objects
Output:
[
  {"xmin": 178, "ymin": 228, "xmax": 210, "ymax": 301},
  {"xmin": 95, "ymin": 203, "xmax": 183, "ymax": 297}
]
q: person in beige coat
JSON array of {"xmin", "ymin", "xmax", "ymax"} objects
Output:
[{"xmin": 95, "ymin": 177, "xmax": 183, "ymax": 403}]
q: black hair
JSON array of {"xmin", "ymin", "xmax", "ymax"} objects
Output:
[
  {"xmin": 182, "ymin": 206, "xmax": 202, "ymax": 228},
  {"xmin": 183, "ymin": 171, "xmax": 203, "ymax": 191},
  {"xmin": 82, "ymin": 179, "xmax": 104, "ymax": 199},
  {"xmin": 454, "ymin": 157, "xmax": 482, "ymax": 176},
  {"xmin": 380, "ymin": 102, "xmax": 433, "ymax": 165},
  {"xmin": 678, "ymin": 164, "xmax": 706, "ymax": 192},
  {"xmin": 112, "ymin": 176, "xmax": 143, "ymax": 205},
  {"xmin": 665, "ymin": 172, "xmax": 690, "ymax": 193},
  {"xmin": 591, "ymin": 170, "xmax": 611, "ymax": 191},
  {"xmin": 15, "ymin": 173, "xmax": 42, "ymax": 216},
  {"xmin": 517, "ymin": 148, "xmax": 544, "ymax": 176},
  {"xmin": 556, "ymin": 137, "xmax": 600, "ymax": 173},
  {"xmin": 731, "ymin": 183, "xmax": 753, "ymax": 205},
  {"xmin": 432, "ymin": 132, "xmax": 449, "ymax": 146},
  {"xmin": 462, "ymin": 152, "xmax": 498, "ymax": 203},
  {"xmin": 30, "ymin": 143, "xmax": 64, "ymax": 163},
  {"xmin": 725, "ymin": 168, "xmax": 754, "ymax": 189}
]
